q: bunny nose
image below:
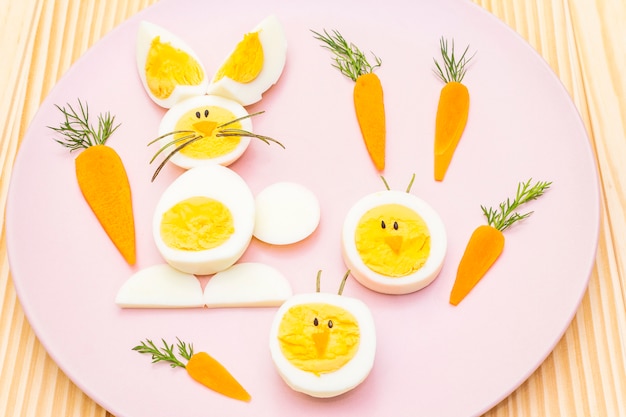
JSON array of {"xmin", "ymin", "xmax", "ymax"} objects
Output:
[
  {"xmin": 193, "ymin": 120, "xmax": 217, "ymax": 136},
  {"xmin": 385, "ymin": 235, "xmax": 403, "ymax": 253}
]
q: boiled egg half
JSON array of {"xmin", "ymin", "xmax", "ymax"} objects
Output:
[
  {"xmin": 342, "ymin": 189, "xmax": 447, "ymax": 294},
  {"xmin": 136, "ymin": 21, "xmax": 208, "ymax": 108},
  {"xmin": 269, "ymin": 273, "xmax": 376, "ymax": 398},
  {"xmin": 206, "ymin": 15, "xmax": 287, "ymax": 106},
  {"xmin": 152, "ymin": 164, "xmax": 255, "ymax": 275},
  {"xmin": 153, "ymin": 94, "xmax": 253, "ymax": 170}
]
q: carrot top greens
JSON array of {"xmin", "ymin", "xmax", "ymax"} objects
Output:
[
  {"xmin": 49, "ymin": 99, "xmax": 120, "ymax": 151},
  {"xmin": 133, "ymin": 338, "xmax": 193, "ymax": 368},
  {"xmin": 481, "ymin": 179, "xmax": 552, "ymax": 232},
  {"xmin": 433, "ymin": 37, "xmax": 475, "ymax": 84},
  {"xmin": 311, "ymin": 29, "xmax": 381, "ymax": 81}
]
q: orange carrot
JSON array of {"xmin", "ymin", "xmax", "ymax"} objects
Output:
[
  {"xmin": 449, "ymin": 225, "xmax": 504, "ymax": 306},
  {"xmin": 433, "ymin": 38, "xmax": 474, "ymax": 181},
  {"xmin": 450, "ymin": 179, "xmax": 551, "ymax": 306},
  {"xmin": 354, "ymin": 72, "xmax": 386, "ymax": 171},
  {"xmin": 312, "ymin": 29, "xmax": 386, "ymax": 171},
  {"xmin": 133, "ymin": 338, "xmax": 251, "ymax": 402},
  {"xmin": 186, "ymin": 351, "xmax": 251, "ymax": 402},
  {"xmin": 50, "ymin": 100, "xmax": 136, "ymax": 265}
]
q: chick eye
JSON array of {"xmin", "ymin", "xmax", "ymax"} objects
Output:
[
  {"xmin": 204, "ymin": 109, "xmax": 209, "ymax": 118},
  {"xmin": 393, "ymin": 221, "xmax": 399, "ymax": 230},
  {"xmin": 313, "ymin": 317, "xmax": 319, "ymax": 326},
  {"xmin": 328, "ymin": 320, "xmax": 333, "ymax": 329},
  {"xmin": 381, "ymin": 220, "xmax": 386, "ymax": 229},
  {"xmin": 195, "ymin": 111, "xmax": 201, "ymax": 118}
]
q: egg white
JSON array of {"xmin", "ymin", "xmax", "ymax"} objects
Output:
[
  {"xmin": 136, "ymin": 21, "xmax": 209, "ymax": 108},
  {"xmin": 204, "ymin": 262, "xmax": 292, "ymax": 308},
  {"xmin": 152, "ymin": 165, "xmax": 255, "ymax": 275},
  {"xmin": 115, "ymin": 264, "xmax": 204, "ymax": 308},
  {"xmin": 254, "ymin": 182, "xmax": 320, "ymax": 245},
  {"xmin": 269, "ymin": 292, "xmax": 376, "ymax": 398},
  {"xmin": 156, "ymin": 95, "xmax": 252, "ymax": 170},
  {"xmin": 206, "ymin": 15, "xmax": 287, "ymax": 106},
  {"xmin": 342, "ymin": 190, "xmax": 447, "ymax": 295}
]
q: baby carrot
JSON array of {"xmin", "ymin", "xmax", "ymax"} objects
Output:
[
  {"xmin": 433, "ymin": 37, "xmax": 474, "ymax": 181},
  {"xmin": 312, "ymin": 29, "xmax": 386, "ymax": 171},
  {"xmin": 133, "ymin": 338, "xmax": 251, "ymax": 402},
  {"xmin": 449, "ymin": 179, "xmax": 551, "ymax": 306},
  {"xmin": 186, "ymin": 351, "xmax": 251, "ymax": 402},
  {"xmin": 50, "ymin": 99, "xmax": 136, "ymax": 265}
]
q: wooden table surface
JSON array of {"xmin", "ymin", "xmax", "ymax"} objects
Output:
[{"xmin": 1, "ymin": 0, "xmax": 625, "ymax": 416}]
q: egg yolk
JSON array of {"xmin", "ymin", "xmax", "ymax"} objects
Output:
[
  {"xmin": 145, "ymin": 36, "xmax": 205, "ymax": 99},
  {"xmin": 355, "ymin": 204, "xmax": 431, "ymax": 277},
  {"xmin": 160, "ymin": 196, "xmax": 234, "ymax": 251},
  {"xmin": 173, "ymin": 106, "xmax": 242, "ymax": 159},
  {"xmin": 277, "ymin": 303, "xmax": 360, "ymax": 376},
  {"xmin": 213, "ymin": 31, "xmax": 264, "ymax": 83}
]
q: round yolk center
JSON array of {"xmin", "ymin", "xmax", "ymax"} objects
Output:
[
  {"xmin": 277, "ymin": 303, "xmax": 360, "ymax": 376},
  {"xmin": 213, "ymin": 31, "xmax": 264, "ymax": 83},
  {"xmin": 160, "ymin": 196, "xmax": 234, "ymax": 251},
  {"xmin": 174, "ymin": 106, "xmax": 242, "ymax": 159},
  {"xmin": 145, "ymin": 36, "xmax": 205, "ymax": 99},
  {"xmin": 355, "ymin": 203, "xmax": 431, "ymax": 277}
]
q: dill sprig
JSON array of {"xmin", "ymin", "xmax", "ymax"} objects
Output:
[
  {"xmin": 132, "ymin": 338, "xmax": 194, "ymax": 368},
  {"xmin": 148, "ymin": 110, "xmax": 284, "ymax": 182},
  {"xmin": 481, "ymin": 179, "xmax": 552, "ymax": 232},
  {"xmin": 311, "ymin": 29, "xmax": 381, "ymax": 81},
  {"xmin": 433, "ymin": 37, "xmax": 475, "ymax": 84},
  {"xmin": 49, "ymin": 99, "xmax": 120, "ymax": 151}
]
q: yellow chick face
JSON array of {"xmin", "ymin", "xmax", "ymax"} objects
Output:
[
  {"xmin": 277, "ymin": 302, "xmax": 360, "ymax": 376},
  {"xmin": 269, "ymin": 281, "xmax": 376, "ymax": 398},
  {"xmin": 342, "ymin": 190, "xmax": 447, "ymax": 294},
  {"xmin": 355, "ymin": 203, "xmax": 431, "ymax": 277}
]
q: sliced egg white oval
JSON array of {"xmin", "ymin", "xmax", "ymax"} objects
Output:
[
  {"xmin": 269, "ymin": 292, "xmax": 376, "ymax": 398},
  {"xmin": 342, "ymin": 190, "xmax": 447, "ymax": 295},
  {"xmin": 115, "ymin": 264, "xmax": 204, "ymax": 308},
  {"xmin": 153, "ymin": 165, "xmax": 255, "ymax": 275},
  {"xmin": 136, "ymin": 21, "xmax": 209, "ymax": 108},
  {"xmin": 154, "ymin": 95, "xmax": 252, "ymax": 170},
  {"xmin": 204, "ymin": 262, "xmax": 292, "ymax": 308},
  {"xmin": 253, "ymin": 182, "xmax": 320, "ymax": 245},
  {"xmin": 206, "ymin": 15, "xmax": 287, "ymax": 106}
]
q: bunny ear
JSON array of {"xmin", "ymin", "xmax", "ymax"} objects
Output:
[
  {"xmin": 207, "ymin": 15, "xmax": 288, "ymax": 106},
  {"xmin": 136, "ymin": 21, "xmax": 209, "ymax": 108}
]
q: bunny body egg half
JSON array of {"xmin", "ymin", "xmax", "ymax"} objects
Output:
[{"xmin": 153, "ymin": 165, "xmax": 255, "ymax": 275}]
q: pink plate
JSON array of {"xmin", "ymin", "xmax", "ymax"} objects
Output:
[{"xmin": 6, "ymin": 0, "xmax": 599, "ymax": 416}]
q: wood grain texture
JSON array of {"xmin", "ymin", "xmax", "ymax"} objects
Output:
[{"xmin": 0, "ymin": 0, "xmax": 624, "ymax": 416}]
